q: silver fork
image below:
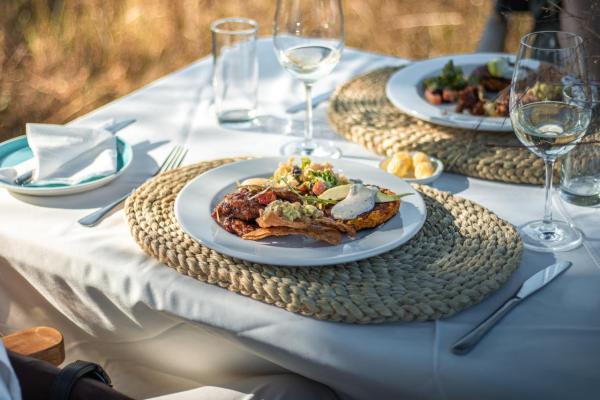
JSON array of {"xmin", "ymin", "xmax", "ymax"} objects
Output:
[{"xmin": 78, "ymin": 146, "xmax": 188, "ymax": 227}]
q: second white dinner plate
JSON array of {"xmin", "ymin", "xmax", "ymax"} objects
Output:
[
  {"xmin": 386, "ymin": 53, "xmax": 514, "ymax": 132},
  {"xmin": 174, "ymin": 157, "xmax": 427, "ymax": 267}
]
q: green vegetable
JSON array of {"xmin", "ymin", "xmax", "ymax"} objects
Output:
[
  {"xmin": 265, "ymin": 200, "xmax": 323, "ymax": 221},
  {"xmin": 301, "ymin": 157, "xmax": 311, "ymax": 171},
  {"xmin": 375, "ymin": 191, "xmax": 412, "ymax": 203},
  {"xmin": 308, "ymin": 170, "xmax": 338, "ymax": 188},
  {"xmin": 283, "ymin": 180, "xmax": 337, "ymax": 207},
  {"xmin": 423, "ymin": 60, "xmax": 467, "ymax": 91}
]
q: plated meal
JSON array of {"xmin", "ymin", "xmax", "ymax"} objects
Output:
[
  {"xmin": 211, "ymin": 157, "xmax": 411, "ymax": 245},
  {"xmin": 174, "ymin": 158, "xmax": 427, "ymax": 266},
  {"xmin": 422, "ymin": 58, "xmax": 510, "ymax": 117},
  {"xmin": 386, "ymin": 53, "xmax": 514, "ymax": 131}
]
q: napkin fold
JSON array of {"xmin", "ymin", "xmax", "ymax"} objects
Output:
[{"xmin": 0, "ymin": 122, "xmax": 118, "ymax": 186}]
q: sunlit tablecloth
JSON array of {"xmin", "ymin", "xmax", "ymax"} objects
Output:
[{"xmin": 1, "ymin": 39, "xmax": 599, "ymax": 400}]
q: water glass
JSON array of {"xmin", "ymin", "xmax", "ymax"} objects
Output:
[
  {"xmin": 561, "ymin": 83, "xmax": 600, "ymax": 206},
  {"xmin": 211, "ymin": 18, "xmax": 258, "ymax": 123}
]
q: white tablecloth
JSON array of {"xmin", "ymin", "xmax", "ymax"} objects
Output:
[{"xmin": 1, "ymin": 38, "xmax": 599, "ymax": 400}]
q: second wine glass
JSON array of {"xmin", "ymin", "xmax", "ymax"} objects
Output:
[
  {"xmin": 510, "ymin": 31, "xmax": 591, "ymax": 252},
  {"xmin": 273, "ymin": 0, "xmax": 344, "ymax": 158}
]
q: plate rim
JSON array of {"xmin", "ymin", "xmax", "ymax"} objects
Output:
[
  {"xmin": 386, "ymin": 52, "xmax": 514, "ymax": 132},
  {"xmin": 174, "ymin": 157, "xmax": 427, "ymax": 267},
  {"xmin": 0, "ymin": 134, "xmax": 133, "ymax": 195}
]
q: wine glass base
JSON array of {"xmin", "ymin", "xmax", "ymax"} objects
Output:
[
  {"xmin": 519, "ymin": 219, "xmax": 582, "ymax": 252},
  {"xmin": 280, "ymin": 140, "xmax": 341, "ymax": 158}
]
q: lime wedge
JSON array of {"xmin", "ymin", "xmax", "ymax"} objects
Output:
[
  {"xmin": 318, "ymin": 184, "xmax": 351, "ymax": 201},
  {"xmin": 487, "ymin": 58, "xmax": 510, "ymax": 78}
]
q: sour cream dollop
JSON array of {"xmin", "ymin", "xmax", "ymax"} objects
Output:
[{"xmin": 331, "ymin": 184, "xmax": 376, "ymax": 220}]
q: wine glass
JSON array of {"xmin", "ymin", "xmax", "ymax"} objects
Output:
[
  {"xmin": 273, "ymin": 0, "xmax": 344, "ymax": 157},
  {"xmin": 510, "ymin": 31, "xmax": 592, "ymax": 252}
]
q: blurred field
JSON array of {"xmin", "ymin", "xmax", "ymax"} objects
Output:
[{"xmin": 0, "ymin": 0, "xmax": 533, "ymax": 141}]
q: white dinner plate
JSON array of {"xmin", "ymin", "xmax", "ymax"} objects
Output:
[
  {"xmin": 174, "ymin": 157, "xmax": 427, "ymax": 267},
  {"xmin": 386, "ymin": 53, "xmax": 514, "ymax": 132}
]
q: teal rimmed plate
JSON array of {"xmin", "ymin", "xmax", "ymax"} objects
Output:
[{"xmin": 0, "ymin": 135, "xmax": 133, "ymax": 196}]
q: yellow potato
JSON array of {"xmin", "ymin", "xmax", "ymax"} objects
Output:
[
  {"xmin": 414, "ymin": 161, "xmax": 435, "ymax": 179},
  {"xmin": 412, "ymin": 151, "xmax": 430, "ymax": 165},
  {"xmin": 386, "ymin": 151, "xmax": 413, "ymax": 177}
]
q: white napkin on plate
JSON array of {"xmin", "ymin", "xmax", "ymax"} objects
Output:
[{"xmin": 0, "ymin": 122, "xmax": 117, "ymax": 186}]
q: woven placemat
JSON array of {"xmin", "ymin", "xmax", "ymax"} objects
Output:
[
  {"xmin": 328, "ymin": 67, "xmax": 546, "ymax": 184},
  {"xmin": 125, "ymin": 159, "xmax": 523, "ymax": 323}
]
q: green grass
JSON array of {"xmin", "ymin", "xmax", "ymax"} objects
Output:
[{"xmin": 0, "ymin": 0, "xmax": 532, "ymax": 141}]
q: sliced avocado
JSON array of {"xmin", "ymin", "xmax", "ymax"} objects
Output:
[{"xmin": 375, "ymin": 191, "xmax": 412, "ymax": 203}]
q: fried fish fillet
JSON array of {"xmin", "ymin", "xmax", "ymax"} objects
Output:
[
  {"xmin": 327, "ymin": 188, "xmax": 401, "ymax": 231},
  {"xmin": 242, "ymin": 226, "xmax": 342, "ymax": 245},
  {"xmin": 340, "ymin": 201, "xmax": 400, "ymax": 231}
]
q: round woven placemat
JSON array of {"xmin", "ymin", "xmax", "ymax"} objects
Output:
[
  {"xmin": 328, "ymin": 67, "xmax": 546, "ymax": 184},
  {"xmin": 125, "ymin": 159, "xmax": 523, "ymax": 323}
]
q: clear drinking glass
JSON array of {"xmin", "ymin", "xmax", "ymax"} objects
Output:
[
  {"xmin": 211, "ymin": 18, "xmax": 258, "ymax": 123},
  {"xmin": 561, "ymin": 82, "xmax": 600, "ymax": 206},
  {"xmin": 510, "ymin": 31, "xmax": 592, "ymax": 252},
  {"xmin": 273, "ymin": 0, "xmax": 344, "ymax": 157}
]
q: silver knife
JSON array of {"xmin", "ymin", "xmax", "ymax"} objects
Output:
[
  {"xmin": 286, "ymin": 90, "xmax": 334, "ymax": 114},
  {"xmin": 13, "ymin": 118, "xmax": 136, "ymax": 186},
  {"xmin": 451, "ymin": 261, "xmax": 572, "ymax": 355}
]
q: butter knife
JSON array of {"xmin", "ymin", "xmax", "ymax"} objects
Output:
[
  {"xmin": 452, "ymin": 261, "xmax": 572, "ymax": 355},
  {"xmin": 13, "ymin": 118, "xmax": 136, "ymax": 186},
  {"xmin": 286, "ymin": 90, "xmax": 334, "ymax": 114}
]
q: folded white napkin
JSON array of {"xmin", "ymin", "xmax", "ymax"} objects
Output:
[{"xmin": 0, "ymin": 122, "xmax": 117, "ymax": 186}]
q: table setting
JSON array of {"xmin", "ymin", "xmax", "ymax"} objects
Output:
[{"xmin": 1, "ymin": 1, "xmax": 599, "ymax": 399}]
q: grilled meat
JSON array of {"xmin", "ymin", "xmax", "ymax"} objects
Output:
[
  {"xmin": 212, "ymin": 187, "xmax": 263, "ymax": 222},
  {"xmin": 456, "ymin": 85, "xmax": 485, "ymax": 116},
  {"xmin": 220, "ymin": 217, "xmax": 258, "ymax": 236},
  {"xmin": 470, "ymin": 65, "xmax": 510, "ymax": 92}
]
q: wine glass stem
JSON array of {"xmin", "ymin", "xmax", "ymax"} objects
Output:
[
  {"xmin": 304, "ymin": 82, "xmax": 314, "ymax": 146},
  {"xmin": 542, "ymin": 159, "xmax": 555, "ymax": 231}
]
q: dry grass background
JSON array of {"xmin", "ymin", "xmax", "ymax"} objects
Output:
[{"xmin": 0, "ymin": 0, "xmax": 533, "ymax": 141}]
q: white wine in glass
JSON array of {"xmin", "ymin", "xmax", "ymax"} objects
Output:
[
  {"xmin": 274, "ymin": 0, "xmax": 344, "ymax": 157},
  {"xmin": 512, "ymin": 101, "xmax": 590, "ymax": 159},
  {"xmin": 510, "ymin": 31, "xmax": 592, "ymax": 252}
]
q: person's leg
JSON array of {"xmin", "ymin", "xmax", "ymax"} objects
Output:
[{"xmin": 8, "ymin": 351, "xmax": 133, "ymax": 400}]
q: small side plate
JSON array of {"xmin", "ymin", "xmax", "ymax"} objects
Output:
[
  {"xmin": 0, "ymin": 135, "xmax": 133, "ymax": 196},
  {"xmin": 379, "ymin": 155, "xmax": 444, "ymax": 185}
]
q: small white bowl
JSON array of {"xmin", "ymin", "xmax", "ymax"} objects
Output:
[{"xmin": 379, "ymin": 154, "xmax": 444, "ymax": 185}]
